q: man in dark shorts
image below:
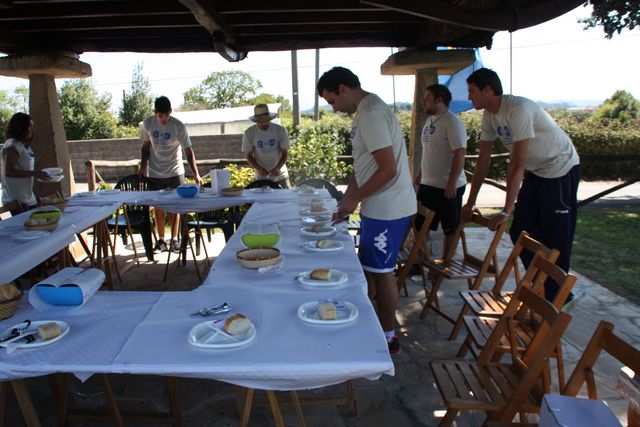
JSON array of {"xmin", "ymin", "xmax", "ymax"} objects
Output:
[
  {"xmin": 139, "ymin": 96, "xmax": 202, "ymax": 252},
  {"xmin": 414, "ymin": 84, "xmax": 467, "ymax": 258}
]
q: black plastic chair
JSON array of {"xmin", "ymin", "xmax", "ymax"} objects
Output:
[
  {"xmin": 299, "ymin": 178, "xmax": 344, "ymax": 201},
  {"xmin": 245, "ymin": 179, "xmax": 284, "ymax": 189},
  {"xmin": 106, "ymin": 174, "xmax": 157, "ymax": 261},
  {"xmin": 186, "ymin": 183, "xmax": 235, "ymax": 256}
]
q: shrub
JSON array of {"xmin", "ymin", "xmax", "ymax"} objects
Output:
[{"xmin": 226, "ymin": 163, "xmax": 255, "ymax": 187}]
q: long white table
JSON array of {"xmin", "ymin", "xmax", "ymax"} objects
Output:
[{"xmin": 1, "ymin": 197, "xmax": 393, "ymax": 392}]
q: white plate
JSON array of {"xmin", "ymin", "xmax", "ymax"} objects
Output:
[
  {"xmin": 97, "ymin": 189, "xmax": 121, "ymax": 195},
  {"xmin": 297, "ymin": 269, "xmax": 348, "ymax": 287},
  {"xmin": 187, "ymin": 320, "xmax": 256, "ymax": 348},
  {"xmin": 301, "ymin": 216, "xmax": 332, "ymax": 226},
  {"xmin": 297, "ymin": 301, "xmax": 359, "ymax": 325},
  {"xmin": 156, "ymin": 189, "xmax": 174, "ymax": 195},
  {"xmin": 38, "ymin": 174, "xmax": 64, "ymax": 183},
  {"xmin": 250, "ymin": 187, "xmax": 274, "ymax": 193},
  {"xmin": 75, "ymin": 191, "xmax": 96, "ymax": 197},
  {"xmin": 302, "ymin": 241, "xmax": 344, "ymax": 252},
  {"xmin": 42, "ymin": 167, "xmax": 63, "ymax": 176},
  {"xmin": 0, "ymin": 320, "xmax": 70, "ymax": 350},
  {"xmin": 300, "ymin": 209, "xmax": 332, "ymax": 217},
  {"xmin": 13, "ymin": 230, "xmax": 50, "ymax": 241},
  {"xmin": 300, "ymin": 226, "xmax": 336, "ymax": 237}
]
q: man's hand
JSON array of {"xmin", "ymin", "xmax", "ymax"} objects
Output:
[
  {"xmin": 413, "ymin": 173, "xmax": 421, "ymax": 186},
  {"xmin": 462, "ymin": 202, "xmax": 478, "ymax": 222},
  {"xmin": 332, "ymin": 193, "xmax": 358, "ymax": 223},
  {"xmin": 256, "ymin": 166, "xmax": 269, "ymax": 177},
  {"xmin": 488, "ymin": 211, "xmax": 509, "ymax": 231},
  {"xmin": 138, "ymin": 167, "xmax": 147, "ymax": 177},
  {"xmin": 194, "ymin": 174, "xmax": 203, "ymax": 186},
  {"xmin": 34, "ymin": 170, "xmax": 50, "ymax": 180},
  {"xmin": 268, "ymin": 168, "xmax": 282, "ymax": 178},
  {"xmin": 444, "ymin": 182, "xmax": 456, "ymax": 199}
]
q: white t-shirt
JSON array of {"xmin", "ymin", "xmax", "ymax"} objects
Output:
[
  {"xmin": 241, "ymin": 122, "xmax": 290, "ymax": 181},
  {"xmin": 420, "ymin": 110, "xmax": 467, "ymax": 189},
  {"xmin": 139, "ymin": 116, "xmax": 192, "ymax": 179},
  {"xmin": 1, "ymin": 138, "xmax": 36, "ymax": 206},
  {"xmin": 480, "ymin": 95, "xmax": 579, "ymax": 178},
  {"xmin": 351, "ymin": 93, "xmax": 416, "ymax": 220}
]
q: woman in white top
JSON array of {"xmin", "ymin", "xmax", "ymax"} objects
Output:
[{"xmin": 1, "ymin": 112, "xmax": 48, "ymax": 214}]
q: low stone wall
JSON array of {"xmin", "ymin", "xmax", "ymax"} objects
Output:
[{"xmin": 68, "ymin": 134, "xmax": 245, "ymax": 182}]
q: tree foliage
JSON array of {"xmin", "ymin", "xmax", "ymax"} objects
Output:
[
  {"xmin": 245, "ymin": 93, "xmax": 291, "ymax": 110},
  {"xmin": 182, "ymin": 71, "xmax": 262, "ymax": 110},
  {"xmin": 58, "ymin": 79, "xmax": 118, "ymax": 140},
  {"xmin": 118, "ymin": 62, "xmax": 154, "ymax": 126},
  {"xmin": 0, "ymin": 85, "xmax": 30, "ymax": 137},
  {"xmin": 591, "ymin": 90, "xmax": 640, "ymax": 127},
  {"xmin": 581, "ymin": 1, "xmax": 640, "ymax": 38}
]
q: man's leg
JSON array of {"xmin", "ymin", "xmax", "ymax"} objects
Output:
[
  {"xmin": 155, "ymin": 207, "xmax": 166, "ymax": 240},
  {"xmin": 372, "ymin": 271, "xmax": 399, "ymax": 332},
  {"xmin": 510, "ymin": 172, "xmax": 542, "ymax": 269}
]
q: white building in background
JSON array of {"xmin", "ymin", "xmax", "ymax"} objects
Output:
[{"xmin": 171, "ymin": 103, "xmax": 282, "ymax": 136}]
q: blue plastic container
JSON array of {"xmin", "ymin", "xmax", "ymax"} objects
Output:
[
  {"xmin": 36, "ymin": 284, "xmax": 83, "ymax": 306},
  {"xmin": 176, "ymin": 185, "xmax": 199, "ymax": 198}
]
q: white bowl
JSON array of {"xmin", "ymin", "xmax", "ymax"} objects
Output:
[{"xmin": 236, "ymin": 248, "xmax": 281, "ymax": 269}]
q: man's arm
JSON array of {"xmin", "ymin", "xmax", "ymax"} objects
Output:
[
  {"xmin": 445, "ymin": 148, "xmax": 466, "ymax": 198},
  {"xmin": 336, "ymin": 146, "xmax": 396, "ymax": 219},
  {"xmin": 184, "ymin": 147, "xmax": 202, "ymax": 185},
  {"xmin": 461, "ymin": 140, "xmax": 493, "ymax": 220},
  {"xmin": 487, "ymin": 139, "xmax": 528, "ymax": 230},
  {"xmin": 245, "ymin": 152, "xmax": 269, "ymax": 177},
  {"xmin": 269, "ymin": 149, "xmax": 288, "ymax": 177},
  {"xmin": 139, "ymin": 140, "xmax": 151, "ymax": 176}
]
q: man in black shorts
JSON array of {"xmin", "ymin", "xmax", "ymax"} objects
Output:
[{"xmin": 414, "ymin": 85, "xmax": 467, "ymax": 258}]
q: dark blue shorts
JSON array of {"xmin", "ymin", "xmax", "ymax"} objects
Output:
[
  {"xmin": 359, "ymin": 214, "xmax": 412, "ymax": 273},
  {"xmin": 148, "ymin": 174, "xmax": 185, "ymax": 190},
  {"xmin": 416, "ymin": 184, "xmax": 465, "ymax": 233}
]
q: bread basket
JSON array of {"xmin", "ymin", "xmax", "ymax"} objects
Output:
[
  {"xmin": 24, "ymin": 219, "xmax": 60, "ymax": 232},
  {"xmin": 0, "ymin": 290, "xmax": 23, "ymax": 320},
  {"xmin": 236, "ymin": 248, "xmax": 281, "ymax": 269},
  {"xmin": 41, "ymin": 198, "xmax": 68, "ymax": 211},
  {"xmin": 220, "ymin": 187, "xmax": 244, "ymax": 197}
]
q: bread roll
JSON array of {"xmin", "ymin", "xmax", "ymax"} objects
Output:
[
  {"xmin": 0, "ymin": 283, "xmax": 21, "ymax": 300},
  {"xmin": 37, "ymin": 322, "xmax": 62, "ymax": 341},
  {"xmin": 310, "ymin": 225, "xmax": 326, "ymax": 232},
  {"xmin": 316, "ymin": 239, "xmax": 334, "ymax": 249},
  {"xmin": 310, "ymin": 268, "xmax": 331, "ymax": 281},
  {"xmin": 224, "ymin": 314, "xmax": 252, "ymax": 335},
  {"xmin": 318, "ymin": 302, "xmax": 337, "ymax": 320}
]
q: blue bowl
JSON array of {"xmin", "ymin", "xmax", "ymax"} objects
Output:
[
  {"xmin": 36, "ymin": 284, "xmax": 83, "ymax": 306},
  {"xmin": 176, "ymin": 185, "xmax": 198, "ymax": 198}
]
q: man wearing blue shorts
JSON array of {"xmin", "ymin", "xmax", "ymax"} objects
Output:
[
  {"xmin": 415, "ymin": 84, "xmax": 467, "ymax": 258},
  {"xmin": 318, "ymin": 67, "xmax": 416, "ymax": 355}
]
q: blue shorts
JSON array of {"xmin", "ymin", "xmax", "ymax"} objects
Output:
[{"xmin": 359, "ymin": 214, "xmax": 412, "ymax": 273}]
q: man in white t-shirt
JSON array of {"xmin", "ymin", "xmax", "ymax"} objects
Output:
[
  {"xmin": 139, "ymin": 96, "xmax": 203, "ymax": 252},
  {"xmin": 241, "ymin": 104, "xmax": 291, "ymax": 188},
  {"xmin": 415, "ymin": 84, "xmax": 467, "ymax": 258},
  {"xmin": 317, "ymin": 66, "xmax": 416, "ymax": 356},
  {"xmin": 462, "ymin": 68, "xmax": 580, "ymax": 305}
]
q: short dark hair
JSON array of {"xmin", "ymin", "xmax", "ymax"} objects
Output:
[
  {"xmin": 317, "ymin": 66, "xmax": 361, "ymax": 96},
  {"xmin": 426, "ymin": 84, "xmax": 452, "ymax": 107},
  {"xmin": 466, "ymin": 68, "xmax": 503, "ymax": 96},
  {"xmin": 4, "ymin": 112, "xmax": 32, "ymax": 141},
  {"xmin": 154, "ymin": 96, "xmax": 172, "ymax": 113}
]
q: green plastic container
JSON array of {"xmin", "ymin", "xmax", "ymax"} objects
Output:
[{"xmin": 241, "ymin": 233, "xmax": 280, "ymax": 248}]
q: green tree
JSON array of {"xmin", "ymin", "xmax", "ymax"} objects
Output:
[
  {"xmin": 119, "ymin": 62, "xmax": 154, "ymax": 126},
  {"xmin": 591, "ymin": 90, "xmax": 640, "ymax": 127},
  {"xmin": 58, "ymin": 79, "xmax": 118, "ymax": 140},
  {"xmin": 0, "ymin": 85, "xmax": 29, "ymax": 137},
  {"xmin": 581, "ymin": 1, "xmax": 640, "ymax": 38},
  {"xmin": 182, "ymin": 71, "xmax": 262, "ymax": 110},
  {"xmin": 245, "ymin": 93, "xmax": 291, "ymax": 110}
]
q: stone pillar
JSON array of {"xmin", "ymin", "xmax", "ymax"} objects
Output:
[
  {"xmin": 380, "ymin": 50, "xmax": 475, "ymax": 178},
  {"xmin": 0, "ymin": 53, "xmax": 91, "ymax": 197}
]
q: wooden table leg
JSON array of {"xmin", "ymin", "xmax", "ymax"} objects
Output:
[
  {"xmin": 290, "ymin": 391, "xmax": 306, "ymax": 427},
  {"xmin": 98, "ymin": 374, "xmax": 124, "ymax": 427},
  {"xmin": 266, "ymin": 390, "xmax": 285, "ymax": 427},
  {"xmin": 166, "ymin": 376, "xmax": 183, "ymax": 427},
  {"xmin": 10, "ymin": 380, "xmax": 42, "ymax": 427},
  {"xmin": 238, "ymin": 387, "xmax": 254, "ymax": 427},
  {"xmin": 0, "ymin": 381, "xmax": 6, "ymax": 427},
  {"xmin": 48, "ymin": 373, "xmax": 69, "ymax": 427}
]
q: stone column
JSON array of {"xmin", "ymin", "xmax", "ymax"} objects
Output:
[
  {"xmin": 381, "ymin": 50, "xmax": 475, "ymax": 177},
  {"xmin": 0, "ymin": 53, "xmax": 91, "ymax": 197}
]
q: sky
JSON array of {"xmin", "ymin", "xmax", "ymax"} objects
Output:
[{"xmin": 1, "ymin": 5, "xmax": 639, "ymax": 112}]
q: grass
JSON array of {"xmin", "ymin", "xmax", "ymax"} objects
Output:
[{"xmin": 572, "ymin": 204, "xmax": 640, "ymax": 305}]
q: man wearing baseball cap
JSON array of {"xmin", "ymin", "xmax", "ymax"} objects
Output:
[{"xmin": 241, "ymin": 104, "xmax": 291, "ymax": 187}]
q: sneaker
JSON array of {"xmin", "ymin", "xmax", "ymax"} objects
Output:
[
  {"xmin": 562, "ymin": 291, "xmax": 582, "ymax": 312},
  {"xmin": 170, "ymin": 239, "xmax": 182, "ymax": 253},
  {"xmin": 154, "ymin": 239, "xmax": 168, "ymax": 252},
  {"xmin": 388, "ymin": 336, "xmax": 401, "ymax": 356}
]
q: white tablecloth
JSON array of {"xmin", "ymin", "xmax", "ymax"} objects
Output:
[
  {"xmin": 0, "ymin": 196, "xmax": 394, "ymax": 391},
  {"xmin": 0, "ymin": 203, "xmax": 120, "ymax": 283}
]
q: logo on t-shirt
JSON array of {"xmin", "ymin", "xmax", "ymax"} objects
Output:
[
  {"xmin": 496, "ymin": 126, "xmax": 511, "ymax": 137},
  {"xmin": 257, "ymin": 138, "xmax": 276, "ymax": 149},
  {"xmin": 151, "ymin": 130, "xmax": 172, "ymax": 140},
  {"xmin": 350, "ymin": 127, "xmax": 357, "ymax": 141}
]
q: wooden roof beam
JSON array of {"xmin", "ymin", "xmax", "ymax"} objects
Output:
[{"xmin": 360, "ymin": 0, "xmax": 585, "ymax": 32}]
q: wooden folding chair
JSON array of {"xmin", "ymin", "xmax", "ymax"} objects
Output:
[
  {"xmin": 420, "ymin": 211, "xmax": 507, "ymax": 323},
  {"xmin": 458, "ymin": 253, "xmax": 576, "ymax": 391},
  {"xmin": 563, "ymin": 320, "xmax": 640, "ymax": 426},
  {"xmin": 430, "ymin": 285, "xmax": 573, "ymax": 426},
  {"xmin": 449, "ymin": 231, "xmax": 560, "ymax": 340},
  {"xmin": 395, "ymin": 210, "xmax": 436, "ymax": 297}
]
